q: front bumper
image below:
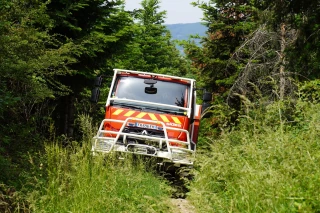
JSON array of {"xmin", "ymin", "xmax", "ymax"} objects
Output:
[{"xmin": 92, "ymin": 118, "xmax": 196, "ymax": 166}]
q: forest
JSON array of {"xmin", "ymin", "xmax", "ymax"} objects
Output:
[{"xmin": 0, "ymin": 0, "xmax": 319, "ymax": 212}]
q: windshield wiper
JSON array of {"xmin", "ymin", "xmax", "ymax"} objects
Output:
[
  {"xmin": 112, "ymin": 102, "xmax": 144, "ymax": 111},
  {"xmin": 144, "ymin": 107, "xmax": 185, "ymax": 115}
]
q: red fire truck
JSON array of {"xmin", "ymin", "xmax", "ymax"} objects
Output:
[{"xmin": 91, "ymin": 69, "xmax": 211, "ymax": 169}]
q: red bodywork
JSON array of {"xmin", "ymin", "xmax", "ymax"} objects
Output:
[
  {"xmin": 103, "ymin": 72, "xmax": 201, "ymax": 146},
  {"xmin": 104, "ymin": 106, "xmax": 190, "ymax": 145},
  {"xmin": 92, "ymin": 69, "xmax": 203, "ymax": 167}
]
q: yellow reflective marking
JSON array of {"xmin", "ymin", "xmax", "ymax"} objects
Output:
[
  {"xmin": 113, "ymin": 109, "xmax": 123, "ymax": 115},
  {"xmin": 160, "ymin": 115, "xmax": 170, "ymax": 122},
  {"xmin": 172, "ymin": 117, "xmax": 181, "ymax": 124},
  {"xmin": 136, "ymin": 112, "xmax": 147, "ymax": 118},
  {"xmin": 124, "ymin": 111, "xmax": 135, "ymax": 117},
  {"xmin": 148, "ymin": 113, "xmax": 158, "ymax": 121}
]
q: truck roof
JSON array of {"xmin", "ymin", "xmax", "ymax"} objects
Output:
[{"xmin": 114, "ymin": 69, "xmax": 196, "ymax": 84}]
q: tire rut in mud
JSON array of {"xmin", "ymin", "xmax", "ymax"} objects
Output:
[
  {"xmin": 159, "ymin": 167, "xmax": 193, "ymax": 199},
  {"xmin": 160, "ymin": 168, "xmax": 196, "ymax": 213}
]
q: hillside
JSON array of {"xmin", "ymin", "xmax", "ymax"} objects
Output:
[
  {"xmin": 166, "ymin": 22, "xmax": 207, "ymax": 53},
  {"xmin": 166, "ymin": 22, "xmax": 207, "ymax": 41}
]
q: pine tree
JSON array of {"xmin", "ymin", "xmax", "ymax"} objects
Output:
[
  {"xmin": 0, "ymin": 0, "xmax": 76, "ymax": 183},
  {"xmin": 44, "ymin": 0, "xmax": 134, "ymax": 136},
  {"xmin": 228, "ymin": 0, "xmax": 320, "ymax": 101},
  {"xmin": 184, "ymin": 0, "xmax": 260, "ymax": 98},
  {"xmin": 115, "ymin": 0, "xmax": 187, "ymax": 76},
  {"xmin": 282, "ymin": 0, "xmax": 320, "ymax": 79}
]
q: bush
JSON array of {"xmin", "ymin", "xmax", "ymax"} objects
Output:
[
  {"xmin": 189, "ymin": 100, "xmax": 320, "ymax": 212},
  {"xmin": 27, "ymin": 141, "xmax": 173, "ymax": 213}
]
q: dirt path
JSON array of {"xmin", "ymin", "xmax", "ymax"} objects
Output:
[{"xmin": 171, "ymin": 198, "xmax": 196, "ymax": 213}]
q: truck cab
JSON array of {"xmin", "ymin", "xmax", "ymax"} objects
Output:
[{"xmin": 92, "ymin": 69, "xmax": 206, "ymax": 168}]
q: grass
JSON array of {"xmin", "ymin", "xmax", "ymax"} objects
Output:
[
  {"xmin": 9, "ymin": 101, "xmax": 320, "ymax": 212},
  {"xmin": 188, "ymin": 100, "xmax": 320, "ymax": 212},
  {"xmin": 24, "ymin": 112, "xmax": 175, "ymax": 213},
  {"xmin": 27, "ymin": 141, "xmax": 174, "ymax": 213}
]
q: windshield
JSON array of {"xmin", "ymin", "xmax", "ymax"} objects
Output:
[{"xmin": 112, "ymin": 76, "xmax": 189, "ymax": 107}]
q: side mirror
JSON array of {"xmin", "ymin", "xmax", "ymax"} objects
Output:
[
  {"xmin": 201, "ymin": 102, "xmax": 212, "ymax": 118},
  {"xmin": 202, "ymin": 91, "xmax": 212, "ymax": 118},
  {"xmin": 90, "ymin": 88, "xmax": 100, "ymax": 103},
  {"xmin": 203, "ymin": 92, "xmax": 212, "ymax": 102},
  {"xmin": 94, "ymin": 76, "xmax": 103, "ymax": 87}
]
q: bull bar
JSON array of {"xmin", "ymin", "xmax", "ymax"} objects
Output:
[{"xmin": 92, "ymin": 117, "xmax": 196, "ymax": 166}]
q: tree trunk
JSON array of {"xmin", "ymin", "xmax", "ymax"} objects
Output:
[
  {"xmin": 62, "ymin": 94, "xmax": 75, "ymax": 138},
  {"xmin": 279, "ymin": 22, "xmax": 286, "ymax": 100}
]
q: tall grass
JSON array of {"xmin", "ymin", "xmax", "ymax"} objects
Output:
[
  {"xmin": 189, "ymin": 100, "xmax": 320, "ymax": 212},
  {"xmin": 27, "ymin": 115, "xmax": 173, "ymax": 213}
]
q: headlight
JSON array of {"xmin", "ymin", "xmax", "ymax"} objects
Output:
[
  {"xmin": 171, "ymin": 150, "xmax": 192, "ymax": 161},
  {"xmin": 95, "ymin": 139, "xmax": 114, "ymax": 151}
]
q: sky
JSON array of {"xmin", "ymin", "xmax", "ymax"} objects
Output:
[{"xmin": 124, "ymin": 0, "xmax": 206, "ymax": 24}]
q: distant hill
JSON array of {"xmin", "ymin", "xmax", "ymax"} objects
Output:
[
  {"xmin": 166, "ymin": 22, "xmax": 207, "ymax": 40},
  {"xmin": 166, "ymin": 22, "xmax": 207, "ymax": 54}
]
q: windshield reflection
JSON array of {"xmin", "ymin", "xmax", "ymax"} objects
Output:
[{"xmin": 112, "ymin": 76, "xmax": 188, "ymax": 107}]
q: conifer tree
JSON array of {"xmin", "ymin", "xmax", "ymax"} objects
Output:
[
  {"xmin": 228, "ymin": 0, "xmax": 320, "ymax": 101},
  {"xmin": 116, "ymin": 0, "xmax": 187, "ymax": 76},
  {"xmin": 185, "ymin": 0, "xmax": 260, "ymax": 98},
  {"xmin": 0, "ymin": 0, "xmax": 76, "ymax": 182},
  {"xmin": 44, "ymin": 0, "xmax": 134, "ymax": 136},
  {"xmin": 270, "ymin": 0, "xmax": 320, "ymax": 79}
]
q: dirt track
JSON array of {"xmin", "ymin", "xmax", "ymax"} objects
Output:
[{"xmin": 171, "ymin": 198, "xmax": 196, "ymax": 213}]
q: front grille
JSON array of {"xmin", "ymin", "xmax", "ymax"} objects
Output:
[
  {"xmin": 122, "ymin": 127, "xmax": 166, "ymax": 150},
  {"xmin": 123, "ymin": 127, "xmax": 165, "ymax": 138}
]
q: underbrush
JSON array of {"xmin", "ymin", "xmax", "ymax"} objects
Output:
[
  {"xmin": 25, "ymin": 141, "xmax": 173, "ymax": 213},
  {"xmin": 22, "ymin": 114, "xmax": 173, "ymax": 213},
  {"xmin": 189, "ymin": 100, "xmax": 320, "ymax": 212}
]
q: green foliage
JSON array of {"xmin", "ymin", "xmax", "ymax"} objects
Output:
[
  {"xmin": 43, "ymin": 0, "xmax": 135, "ymax": 136},
  {"xmin": 287, "ymin": 3, "xmax": 320, "ymax": 79},
  {"xmin": 115, "ymin": 0, "xmax": 187, "ymax": 75},
  {"xmin": 26, "ymin": 126, "xmax": 173, "ymax": 212},
  {"xmin": 189, "ymin": 99, "xmax": 320, "ymax": 212},
  {"xmin": 0, "ymin": 0, "xmax": 75, "ymax": 103},
  {"xmin": 0, "ymin": 183, "xmax": 29, "ymax": 213},
  {"xmin": 1, "ymin": 0, "xmax": 320, "ymax": 211},
  {"xmin": 254, "ymin": 0, "xmax": 320, "ymax": 80},
  {"xmin": 0, "ymin": 114, "xmax": 175, "ymax": 212},
  {"xmin": 0, "ymin": 0, "xmax": 76, "ymax": 186},
  {"xmin": 298, "ymin": 80, "xmax": 320, "ymax": 102},
  {"xmin": 185, "ymin": 0, "xmax": 320, "ymax": 108},
  {"xmin": 45, "ymin": 0, "xmax": 133, "ymax": 76},
  {"xmin": 198, "ymin": 103, "xmax": 237, "ymax": 145},
  {"xmin": 184, "ymin": 0, "xmax": 260, "ymax": 100}
]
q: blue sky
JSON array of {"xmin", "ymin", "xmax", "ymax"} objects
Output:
[{"xmin": 124, "ymin": 0, "xmax": 206, "ymax": 24}]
